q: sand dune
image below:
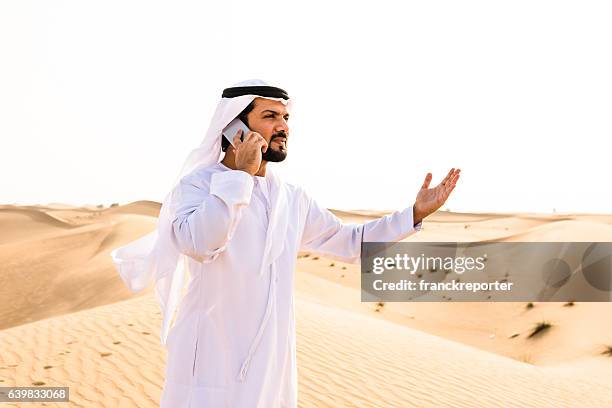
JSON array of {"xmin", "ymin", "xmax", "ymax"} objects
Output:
[
  {"xmin": 0, "ymin": 207, "xmax": 72, "ymax": 245},
  {"xmin": 497, "ymin": 219, "xmax": 612, "ymax": 242},
  {"xmin": 295, "ymin": 298, "xmax": 612, "ymax": 408},
  {"xmin": 296, "ymin": 257, "xmax": 612, "ymax": 367},
  {"xmin": 103, "ymin": 200, "xmax": 161, "ymax": 217},
  {"xmin": 0, "ymin": 204, "xmax": 156, "ymax": 330},
  {"xmin": 1, "ymin": 202, "xmax": 611, "ymax": 407},
  {"xmin": 0, "ymin": 292, "xmax": 610, "ymax": 407}
]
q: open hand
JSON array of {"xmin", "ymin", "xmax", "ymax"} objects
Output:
[{"xmin": 413, "ymin": 168, "xmax": 461, "ymax": 224}]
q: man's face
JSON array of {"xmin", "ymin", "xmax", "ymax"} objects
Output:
[{"xmin": 246, "ymin": 98, "xmax": 290, "ymax": 162}]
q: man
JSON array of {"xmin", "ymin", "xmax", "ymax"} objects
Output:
[{"xmin": 112, "ymin": 79, "xmax": 460, "ymax": 407}]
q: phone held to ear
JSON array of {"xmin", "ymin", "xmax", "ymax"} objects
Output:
[{"xmin": 222, "ymin": 118, "xmax": 251, "ymax": 148}]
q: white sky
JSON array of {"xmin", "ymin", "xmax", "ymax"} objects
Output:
[{"xmin": 1, "ymin": 0, "xmax": 611, "ymax": 213}]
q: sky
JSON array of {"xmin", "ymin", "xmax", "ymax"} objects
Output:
[{"xmin": 1, "ymin": 0, "xmax": 611, "ymax": 213}]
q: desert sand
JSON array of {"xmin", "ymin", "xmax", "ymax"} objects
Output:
[{"xmin": 0, "ymin": 202, "xmax": 611, "ymax": 407}]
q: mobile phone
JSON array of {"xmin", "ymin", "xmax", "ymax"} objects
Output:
[{"xmin": 222, "ymin": 117, "xmax": 251, "ymax": 148}]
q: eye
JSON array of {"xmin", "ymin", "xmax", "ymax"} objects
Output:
[{"xmin": 265, "ymin": 115, "xmax": 274, "ymax": 118}]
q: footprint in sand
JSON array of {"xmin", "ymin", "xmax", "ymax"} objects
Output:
[
  {"xmin": 142, "ymin": 332, "xmax": 150, "ymax": 335},
  {"xmin": 43, "ymin": 365, "xmax": 53, "ymax": 369},
  {"xmin": 100, "ymin": 352, "xmax": 112, "ymax": 357},
  {"xmin": 113, "ymin": 341, "xmax": 121, "ymax": 345},
  {"xmin": 32, "ymin": 381, "xmax": 45, "ymax": 386}
]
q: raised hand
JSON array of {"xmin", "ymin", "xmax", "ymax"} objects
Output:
[{"xmin": 413, "ymin": 168, "xmax": 461, "ymax": 224}]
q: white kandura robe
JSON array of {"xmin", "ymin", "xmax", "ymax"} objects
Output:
[{"xmin": 160, "ymin": 162, "xmax": 422, "ymax": 407}]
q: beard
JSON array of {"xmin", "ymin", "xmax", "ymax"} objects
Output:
[{"xmin": 262, "ymin": 131, "xmax": 288, "ymax": 162}]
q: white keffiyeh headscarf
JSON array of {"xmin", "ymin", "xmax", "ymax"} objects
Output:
[{"xmin": 110, "ymin": 79, "xmax": 292, "ymax": 345}]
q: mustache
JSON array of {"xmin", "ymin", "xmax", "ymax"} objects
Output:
[{"xmin": 271, "ymin": 130, "xmax": 287, "ymax": 140}]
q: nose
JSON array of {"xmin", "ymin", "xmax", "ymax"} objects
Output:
[{"xmin": 275, "ymin": 117, "xmax": 289, "ymax": 135}]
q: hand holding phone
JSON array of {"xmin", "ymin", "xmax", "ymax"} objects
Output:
[{"xmin": 222, "ymin": 118, "xmax": 268, "ymax": 175}]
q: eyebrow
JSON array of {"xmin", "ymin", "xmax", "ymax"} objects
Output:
[{"xmin": 261, "ymin": 109, "xmax": 290, "ymax": 117}]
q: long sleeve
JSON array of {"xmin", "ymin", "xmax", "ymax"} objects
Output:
[
  {"xmin": 171, "ymin": 169, "xmax": 254, "ymax": 263},
  {"xmin": 299, "ymin": 196, "xmax": 423, "ymax": 264}
]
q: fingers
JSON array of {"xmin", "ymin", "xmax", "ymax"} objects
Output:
[
  {"xmin": 244, "ymin": 131, "xmax": 257, "ymax": 141},
  {"xmin": 237, "ymin": 131, "xmax": 268, "ymax": 153},
  {"xmin": 421, "ymin": 172, "xmax": 432, "ymax": 190},
  {"xmin": 451, "ymin": 169, "xmax": 460, "ymax": 184},
  {"xmin": 449, "ymin": 169, "xmax": 460, "ymax": 186},
  {"xmin": 441, "ymin": 168, "xmax": 455, "ymax": 185},
  {"xmin": 258, "ymin": 136, "xmax": 268, "ymax": 153},
  {"xmin": 443, "ymin": 169, "xmax": 460, "ymax": 195},
  {"xmin": 232, "ymin": 129, "xmax": 245, "ymax": 149},
  {"xmin": 423, "ymin": 168, "xmax": 461, "ymax": 196},
  {"xmin": 247, "ymin": 132, "xmax": 268, "ymax": 152},
  {"xmin": 441, "ymin": 168, "xmax": 460, "ymax": 186}
]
